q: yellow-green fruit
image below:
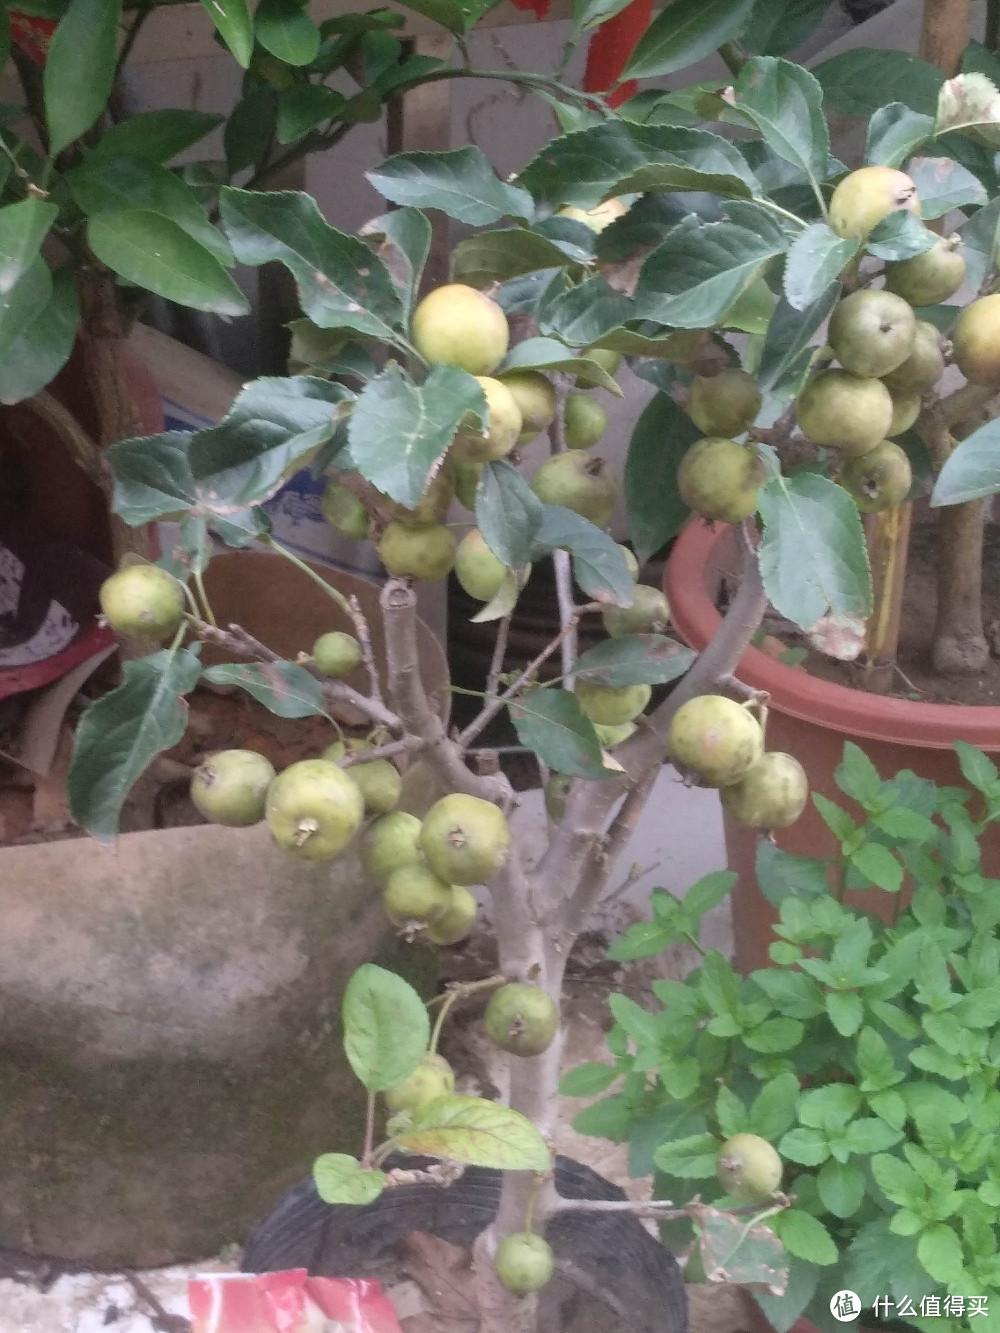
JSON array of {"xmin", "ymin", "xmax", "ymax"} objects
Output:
[
  {"xmin": 580, "ymin": 346, "xmax": 621, "ymax": 380},
  {"xmin": 556, "ymin": 198, "xmax": 627, "ymax": 232},
  {"xmin": 382, "ymin": 862, "xmax": 453, "ymax": 925},
  {"xmin": 419, "ymin": 793, "xmax": 511, "ymax": 885},
  {"xmin": 602, "ymin": 584, "xmax": 670, "ymax": 638},
  {"xmin": 321, "ymin": 478, "xmax": 370, "ymax": 541},
  {"xmin": 953, "ymin": 293, "xmax": 1000, "ymax": 385},
  {"xmin": 312, "ymin": 630, "xmax": 362, "ymax": 677},
  {"xmin": 426, "ymin": 884, "xmax": 479, "ymax": 945},
  {"xmin": 453, "ymin": 457, "xmax": 484, "ymax": 511},
  {"xmin": 688, "ymin": 368, "xmax": 762, "ymax": 437},
  {"xmin": 99, "ymin": 565, "xmax": 185, "ymax": 642},
  {"xmin": 886, "ymin": 391, "xmax": 921, "ymax": 437},
  {"xmin": 829, "ymin": 289, "xmax": 916, "ymax": 379},
  {"xmin": 677, "ymin": 438, "xmax": 765, "ymax": 523},
  {"xmin": 619, "ymin": 544, "xmax": 640, "ymax": 580},
  {"xmin": 190, "ymin": 749, "xmax": 276, "ymax": 828},
  {"xmin": 455, "ymin": 529, "xmax": 510, "ymax": 602},
  {"xmin": 882, "ymin": 320, "xmax": 945, "ymax": 395},
  {"xmin": 530, "ymin": 453, "xmax": 617, "ymax": 527},
  {"xmin": 564, "ymin": 393, "xmax": 608, "ymax": 449},
  {"xmin": 494, "ymin": 1234, "xmax": 555, "ymax": 1295},
  {"xmin": 362, "ymin": 811, "xmax": 423, "ymax": 885},
  {"xmin": 885, "ymin": 235, "xmax": 966, "ymax": 306},
  {"xmin": 575, "ymin": 679, "xmax": 651, "ymax": 727},
  {"xmin": 829, "ymin": 165, "xmax": 919, "ymax": 240},
  {"xmin": 668, "ymin": 695, "xmax": 764, "ymax": 787},
  {"xmin": 378, "ymin": 521, "xmax": 456, "ymax": 580},
  {"xmin": 265, "ymin": 759, "xmax": 365, "ymax": 861},
  {"xmin": 840, "ymin": 439, "xmax": 912, "ymax": 513},
  {"xmin": 484, "ymin": 982, "xmax": 559, "ymax": 1057},
  {"xmin": 382, "ymin": 465, "xmax": 455, "ymax": 527},
  {"xmin": 795, "ymin": 369, "xmax": 893, "ymax": 457},
  {"xmin": 716, "ymin": 1133, "xmax": 783, "ymax": 1202},
  {"xmin": 384, "ymin": 1053, "xmax": 455, "ymax": 1112},
  {"xmin": 453, "ymin": 377, "xmax": 523, "ymax": 462},
  {"xmin": 544, "ymin": 773, "xmax": 572, "ymax": 822},
  {"xmin": 594, "ymin": 721, "xmax": 637, "ymax": 747},
  {"xmin": 347, "ymin": 758, "xmax": 402, "ymax": 815},
  {"xmin": 500, "ymin": 370, "xmax": 557, "ymax": 443},
  {"xmin": 720, "ymin": 752, "xmax": 808, "ymax": 830},
  {"xmin": 411, "ymin": 283, "xmax": 509, "ymax": 375}
]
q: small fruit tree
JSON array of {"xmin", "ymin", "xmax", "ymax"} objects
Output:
[{"xmin": 66, "ymin": 36, "xmax": 1000, "ymax": 1333}]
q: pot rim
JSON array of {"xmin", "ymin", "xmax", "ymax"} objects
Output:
[{"xmin": 664, "ymin": 519, "xmax": 1000, "ymax": 751}]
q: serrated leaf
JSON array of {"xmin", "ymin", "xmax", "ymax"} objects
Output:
[
  {"xmin": 724, "ymin": 57, "xmax": 829, "ymax": 191},
  {"xmin": 906, "ymin": 154, "xmax": 987, "ymax": 220},
  {"xmin": 574, "ymin": 635, "xmax": 695, "ymax": 688},
  {"xmin": 624, "ymin": 0, "xmax": 755, "ymax": 81},
  {"xmin": 625, "ymin": 393, "xmax": 698, "ymax": 563},
  {"xmin": 850, "ymin": 843, "xmax": 903, "ymax": 893},
  {"xmin": 866, "ymin": 211, "xmax": 937, "ymax": 262},
  {"xmin": 500, "ymin": 337, "xmax": 621, "ymax": 396},
  {"xmin": 531, "ymin": 505, "xmax": 634, "ymax": 606},
  {"xmin": 276, "ymin": 84, "xmax": 346, "ymax": 144},
  {"xmin": 313, "ymin": 1154, "xmax": 387, "ymax": 1205},
  {"xmin": 957, "ymin": 196, "xmax": 1000, "ymax": 292},
  {"xmin": 758, "ymin": 286, "xmax": 839, "ymax": 390},
  {"xmin": 818, "ymin": 1158, "xmax": 865, "ymax": 1218},
  {"xmin": 367, "ymin": 146, "xmax": 533, "ymax": 225},
  {"xmin": 396, "ymin": 1095, "xmax": 550, "ymax": 1171},
  {"xmin": 814, "ymin": 50, "xmax": 944, "ymax": 118},
  {"xmin": 451, "ymin": 232, "xmax": 575, "ymax": 289},
  {"xmin": 864, "ymin": 102, "xmax": 935, "ymax": 168},
  {"xmin": 348, "ymin": 364, "xmax": 482, "ymax": 509},
  {"xmin": 870, "ymin": 1153, "xmax": 924, "ymax": 1207},
  {"xmin": 931, "ymin": 417, "xmax": 1000, "ymax": 506},
  {"xmin": 68, "ymin": 646, "xmax": 203, "ymax": 842},
  {"xmin": 783, "ymin": 223, "xmax": 857, "ymax": 311},
  {"xmin": 609, "ymin": 993, "xmax": 664, "ymax": 1047},
  {"xmin": 44, "ymin": 0, "xmax": 121, "ymax": 156},
  {"xmin": 745, "ymin": 0, "xmax": 833, "ymax": 57},
  {"xmin": 916, "ymin": 1223, "xmax": 964, "ymax": 1284},
  {"xmin": 954, "ymin": 739, "xmax": 999, "ymax": 794},
  {"xmin": 198, "ymin": 0, "xmax": 253, "ymax": 66},
  {"xmin": 772, "ymin": 1209, "xmax": 837, "ymax": 1265},
  {"xmin": 757, "ymin": 471, "xmax": 872, "ymax": 631},
  {"xmin": 536, "ymin": 274, "xmax": 633, "ymax": 348},
  {"xmin": 653, "ymin": 1132, "xmax": 720, "ymax": 1178},
  {"xmin": 607, "ymin": 920, "xmax": 675, "ymax": 961},
  {"xmin": 749, "ymin": 1072, "xmax": 800, "ymax": 1141},
  {"xmin": 778, "ymin": 1127, "xmax": 829, "ymax": 1166},
  {"xmin": 360, "ymin": 208, "xmax": 431, "ymax": 323},
  {"xmin": 826, "ymin": 991, "xmax": 864, "ymax": 1037},
  {"xmin": 201, "ymin": 662, "xmax": 327, "ymax": 719},
  {"xmin": 799, "ymin": 1083, "xmax": 862, "ymax": 1130},
  {"xmin": 475, "ymin": 459, "xmax": 544, "ymax": 567},
  {"xmin": 508, "ymin": 688, "xmax": 608, "ymax": 779},
  {"xmin": 559, "ymin": 1062, "xmax": 618, "ymax": 1096},
  {"xmin": 342, "ymin": 964, "xmax": 430, "ymax": 1093},
  {"xmin": 697, "ymin": 1208, "xmax": 788, "ymax": 1294}
]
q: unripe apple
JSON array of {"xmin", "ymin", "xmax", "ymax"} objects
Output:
[
  {"xmin": 452, "ymin": 457, "xmax": 484, "ymax": 511},
  {"xmin": 602, "ymin": 584, "xmax": 670, "ymax": 638},
  {"xmin": 455, "ymin": 528, "xmax": 512, "ymax": 602},
  {"xmin": 795, "ymin": 369, "xmax": 893, "ymax": 456},
  {"xmin": 575, "ymin": 679, "xmax": 651, "ymax": 727},
  {"xmin": 362, "ymin": 811, "xmax": 423, "ymax": 885},
  {"xmin": 265, "ymin": 759, "xmax": 365, "ymax": 860},
  {"xmin": 500, "ymin": 370, "xmax": 557, "ymax": 443},
  {"xmin": 563, "ymin": 393, "xmax": 608, "ymax": 449},
  {"xmin": 312, "ymin": 630, "xmax": 362, "ymax": 677},
  {"xmin": 426, "ymin": 884, "xmax": 479, "ymax": 945},
  {"xmin": 885, "ymin": 235, "xmax": 966, "ymax": 307},
  {"xmin": 381, "ymin": 464, "xmax": 455, "ymax": 527},
  {"xmin": 829, "ymin": 165, "xmax": 919, "ymax": 240},
  {"xmin": 378, "ymin": 521, "xmax": 456, "ymax": 580},
  {"xmin": 668, "ymin": 695, "xmax": 764, "ymax": 787},
  {"xmin": 688, "ymin": 368, "xmax": 762, "ymax": 437},
  {"xmin": 618, "ymin": 544, "xmax": 640, "ymax": 581},
  {"xmin": 191, "ymin": 749, "xmax": 276, "ymax": 827},
  {"xmin": 419, "ymin": 793, "xmax": 511, "ymax": 885},
  {"xmin": 99, "ymin": 565, "xmax": 186, "ymax": 642},
  {"xmin": 382, "ymin": 862, "xmax": 453, "ymax": 925},
  {"xmin": 828, "ymin": 289, "xmax": 916, "ymax": 379},
  {"xmin": 881, "ymin": 319, "xmax": 945, "ymax": 395},
  {"xmin": 494, "ymin": 1233, "xmax": 554, "ymax": 1295},
  {"xmin": 840, "ymin": 439, "xmax": 912, "ymax": 512},
  {"xmin": 321, "ymin": 479, "xmax": 370, "ymax": 541},
  {"xmin": 593, "ymin": 720, "xmax": 637, "ymax": 747},
  {"xmin": 544, "ymin": 773, "xmax": 572, "ymax": 822},
  {"xmin": 720, "ymin": 752, "xmax": 808, "ymax": 829},
  {"xmin": 484, "ymin": 982, "xmax": 559, "ymax": 1056},
  {"xmin": 411, "ymin": 283, "xmax": 509, "ymax": 375},
  {"xmin": 530, "ymin": 453, "xmax": 617, "ymax": 527},
  {"xmin": 453, "ymin": 377, "xmax": 523, "ymax": 462},
  {"xmin": 953, "ymin": 293, "xmax": 1000, "ymax": 385},
  {"xmin": 556, "ymin": 198, "xmax": 627, "ymax": 232},
  {"xmin": 384, "ymin": 1053, "xmax": 455, "ymax": 1112},
  {"xmin": 579, "ymin": 346, "xmax": 621, "ymax": 380},
  {"xmin": 716, "ymin": 1133, "xmax": 783, "ymax": 1201},
  {"xmin": 886, "ymin": 391, "xmax": 921, "ymax": 438},
  {"xmin": 677, "ymin": 438, "xmax": 765, "ymax": 523}
]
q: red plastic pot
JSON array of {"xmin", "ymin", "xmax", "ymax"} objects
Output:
[{"xmin": 664, "ymin": 520, "xmax": 1000, "ymax": 973}]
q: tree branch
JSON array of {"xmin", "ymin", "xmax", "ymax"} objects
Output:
[
  {"xmin": 348, "ymin": 593, "xmax": 385, "ymax": 706},
  {"xmin": 486, "ymin": 612, "xmax": 513, "ymax": 701}
]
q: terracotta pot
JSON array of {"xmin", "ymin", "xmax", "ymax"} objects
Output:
[{"xmin": 664, "ymin": 520, "xmax": 1000, "ymax": 973}]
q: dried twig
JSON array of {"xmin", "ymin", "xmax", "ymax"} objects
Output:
[{"xmin": 348, "ymin": 593, "xmax": 384, "ymax": 706}]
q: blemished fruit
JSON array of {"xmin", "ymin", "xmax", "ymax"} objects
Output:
[
  {"xmin": 362, "ymin": 811, "xmax": 423, "ymax": 885},
  {"xmin": 190, "ymin": 749, "xmax": 276, "ymax": 828},
  {"xmin": 500, "ymin": 370, "xmax": 557, "ymax": 443},
  {"xmin": 829, "ymin": 165, "xmax": 919, "ymax": 240},
  {"xmin": 494, "ymin": 1233, "xmax": 555, "ymax": 1295},
  {"xmin": 544, "ymin": 773, "xmax": 572, "ymax": 823},
  {"xmin": 619, "ymin": 544, "xmax": 640, "ymax": 581},
  {"xmin": 265, "ymin": 759, "xmax": 365, "ymax": 860},
  {"xmin": 312, "ymin": 630, "xmax": 362, "ymax": 677},
  {"xmin": 426, "ymin": 884, "xmax": 479, "ymax": 945},
  {"xmin": 840, "ymin": 439, "xmax": 912, "ymax": 513},
  {"xmin": 530, "ymin": 453, "xmax": 617, "ymax": 527},
  {"xmin": 382, "ymin": 862, "xmax": 453, "ymax": 925},
  {"xmin": 378, "ymin": 521, "xmax": 456, "ymax": 580},
  {"xmin": 602, "ymin": 584, "xmax": 670, "ymax": 637},
  {"xmin": 411, "ymin": 283, "xmax": 509, "ymax": 375},
  {"xmin": 953, "ymin": 293, "xmax": 1000, "ymax": 385},
  {"xmin": 321, "ymin": 479, "xmax": 370, "ymax": 541},
  {"xmin": 384, "ymin": 1053, "xmax": 455, "ymax": 1112},
  {"xmin": 453, "ymin": 457, "xmax": 484, "ymax": 511},
  {"xmin": 575, "ymin": 679, "xmax": 651, "ymax": 727},
  {"xmin": 455, "ymin": 529, "xmax": 511, "ymax": 602},
  {"xmin": 668, "ymin": 695, "xmax": 765, "ymax": 787},
  {"xmin": 677, "ymin": 438, "xmax": 765, "ymax": 523},
  {"xmin": 886, "ymin": 391, "xmax": 921, "ymax": 438},
  {"xmin": 99, "ymin": 565, "xmax": 185, "ymax": 642},
  {"xmin": 564, "ymin": 393, "xmax": 608, "ymax": 450},
  {"xmin": 454, "ymin": 377, "xmax": 523, "ymax": 462},
  {"xmin": 594, "ymin": 720, "xmax": 637, "ymax": 747},
  {"xmin": 580, "ymin": 346, "xmax": 621, "ymax": 379},
  {"xmin": 795, "ymin": 370, "xmax": 893, "ymax": 456},
  {"xmin": 882, "ymin": 320, "xmax": 945, "ymax": 395},
  {"xmin": 828, "ymin": 289, "xmax": 916, "ymax": 379},
  {"xmin": 484, "ymin": 982, "xmax": 559, "ymax": 1057},
  {"xmin": 720, "ymin": 752, "xmax": 809, "ymax": 830},
  {"xmin": 382, "ymin": 465, "xmax": 454, "ymax": 527},
  {"xmin": 688, "ymin": 368, "xmax": 762, "ymax": 437},
  {"xmin": 556, "ymin": 198, "xmax": 627, "ymax": 232},
  {"xmin": 885, "ymin": 235, "xmax": 966, "ymax": 307},
  {"xmin": 420, "ymin": 793, "xmax": 511, "ymax": 885},
  {"xmin": 716, "ymin": 1133, "xmax": 783, "ymax": 1202}
]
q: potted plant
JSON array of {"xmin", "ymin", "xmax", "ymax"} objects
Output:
[{"xmin": 566, "ymin": 736, "xmax": 1000, "ymax": 1333}]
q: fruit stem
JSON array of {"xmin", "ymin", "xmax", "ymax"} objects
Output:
[
  {"xmin": 428, "ymin": 975, "xmax": 507, "ymax": 1055},
  {"xmin": 193, "ymin": 568, "xmax": 217, "ymax": 628},
  {"xmin": 262, "ymin": 536, "xmax": 353, "ymax": 615},
  {"xmin": 294, "ymin": 817, "xmax": 320, "ymax": 847},
  {"xmin": 361, "ymin": 1090, "xmax": 376, "ymax": 1169},
  {"xmin": 755, "ymin": 198, "xmax": 810, "ymax": 232}
]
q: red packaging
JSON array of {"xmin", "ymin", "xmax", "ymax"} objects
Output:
[
  {"xmin": 8, "ymin": 11, "xmax": 57, "ymax": 65},
  {"xmin": 188, "ymin": 1271, "xmax": 403, "ymax": 1333}
]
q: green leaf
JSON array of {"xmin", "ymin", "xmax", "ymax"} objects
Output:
[
  {"xmin": 931, "ymin": 417, "xmax": 1000, "ymax": 506},
  {"xmin": 751, "ymin": 969, "xmax": 824, "ymax": 1021},
  {"xmin": 220, "ymin": 188, "xmax": 406, "ymax": 347},
  {"xmin": 624, "ymin": 0, "xmax": 755, "ymax": 82},
  {"xmin": 757, "ymin": 471, "xmax": 872, "ymax": 631},
  {"xmin": 697, "ymin": 1207, "xmax": 789, "ymax": 1291},
  {"xmin": 716, "ymin": 1085, "xmax": 747, "ymax": 1138},
  {"xmin": 348, "ymin": 363, "xmax": 482, "ymax": 509},
  {"xmin": 745, "ymin": 0, "xmax": 833, "ymax": 57},
  {"xmin": 958, "ymin": 196, "xmax": 1000, "ymax": 292},
  {"xmin": 818, "ymin": 1158, "xmax": 865, "ymax": 1218},
  {"xmin": 907, "ymin": 154, "xmax": 987, "ymax": 220},
  {"xmin": 871, "ymin": 1153, "xmax": 924, "ymax": 1207},
  {"xmin": 814, "ymin": 50, "xmax": 944, "ymax": 118},
  {"xmin": 572, "ymin": 0, "xmax": 637, "ymax": 33},
  {"xmin": 916, "ymin": 1224, "xmax": 964, "ymax": 1285},
  {"xmin": 635, "ymin": 204, "xmax": 790, "ymax": 330},
  {"xmin": 868, "ymin": 1091, "xmax": 907, "ymax": 1130},
  {"xmin": 341, "ymin": 963, "xmax": 430, "ymax": 1093},
  {"xmin": 834, "ymin": 740, "xmax": 882, "ymax": 807},
  {"xmin": 198, "ymin": 0, "xmax": 253, "ymax": 66},
  {"xmin": 744, "ymin": 1016, "xmax": 803, "ymax": 1053},
  {"xmin": 559, "ymin": 1062, "xmax": 618, "ymax": 1096},
  {"xmin": 313, "ymin": 1154, "xmax": 386, "ymax": 1205},
  {"xmin": 771, "ymin": 1209, "xmax": 837, "ymax": 1265},
  {"xmin": 778, "ymin": 1127, "xmax": 829, "ymax": 1166},
  {"xmin": 44, "ymin": 0, "xmax": 121, "ymax": 156},
  {"xmin": 225, "ymin": 85, "xmax": 278, "ymax": 174},
  {"xmin": 501, "ymin": 337, "xmax": 622, "ymax": 395},
  {"xmin": 276, "ymin": 85, "xmax": 346, "ymax": 143},
  {"xmin": 866, "ymin": 210, "xmax": 937, "ymax": 262},
  {"xmin": 536, "ymin": 274, "xmax": 633, "ymax": 348},
  {"xmin": 255, "ymin": 0, "xmax": 321, "ymax": 65},
  {"xmin": 395, "ymin": 1094, "xmax": 551, "ymax": 1171},
  {"xmin": 850, "ymin": 843, "xmax": 903, "ymax": 893},
  {"xmin": 758, "ymin": 286, "xmax": 838, "ymax": 391},
  {"xmin": 826, "ymin": 991, "xmax": 864, "ymax": 1037},
  {"xmin": 508, "ymin": 688, "xmax": 608, "ymax": 780},
  {"xmin": 573, "ymin": 635, "xmax": 695, "ymax": 688},
  {"xmin": 0, "ymin": 263, "xmax": 77, "ymax": 404},
  {"xmin": 799, "ymin": 1083, "xmax": 862, "ymax": 1130},
  {"xmin": 67, "ymin": 646, "xmax": 203, "ymax": 841},
  {"xmin": 724, "ymin": 58, "xmax": 829, "ymax": 191},
  {"xmin": 864, "ymin": 103, "xmax": 935, "ymax": 168},
  {"xmin": 452, "ymin": 230, "xmax": 576, "ymax": 288},
  {"xmin": 475, "ymin": 460, "xmax": 544, "ymax": 568},
  {"xmin": 684, "ymin": 870, "xmax": 738, "ymax": 919},
  {"xmin": 0, "ymin": 198, "xmax": 57, "ymax": 296},
  {"xmin": 368, "ymin": 146, "xmax": 533, "ymax": 226},
  {"xmin": 954, "ymin": 740, "xmax": 999, "ymax": 795},
  {"xmin": 653, "ymin": 1132, "xmax": 721, "ymax": 1178},
  {"xmin": 607, "ymin": 920, "xmax": 675, "ymax": 962},
  {"xmin": 360, "ymin": 208, "xmax": 431, "ymax": 323},
  {"xmin": 92, "ymin": 110, "xmax": 223, "ymax": 164},
  {"xmin": 532, "ymin": 505, "xmax": 635, "ymax": 606},
  {"xmin": 623, "ymin": 394, "xmax": 696, "ymax": 566},
  {"xmin": 783, "ymin": 223, "xmax": 857, "ymax": 312},
  {"xmin": 571, "ymin": 1093, "xmax": 631, "ymax": 1141},
  {"xmin": 842, "ymin": 1117, "xmax": 904, "ymax": 1154},
  {"xmin": 609, "ymin": 993, "xmax": 664, "ymax": 1047},
  {"xmin": 856, "ymin": 1026, "xmax": 903, "ymax": 1092},
  {"xmin": 87, "ymin": 210, "xmax": 249, "ymax": 316},
  {"xmin": 749, "ymin": 1072, "xmax": 800, "ymax": 1141},
  {"xmin": 201, "ymin": 662, "xmax": 326, "ymax": 719}
]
